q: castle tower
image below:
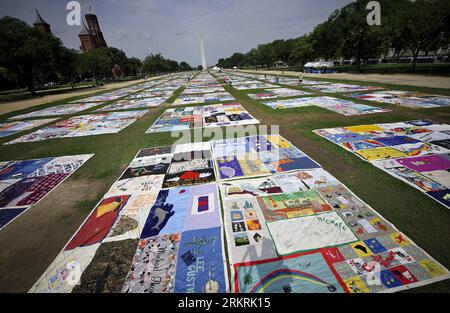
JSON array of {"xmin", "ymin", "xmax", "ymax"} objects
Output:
[
  {"xmin": 78, "ymin": 12, "xmax": 108, "ymax": 52},
  {"xmin": 85, "ymin": 14, "xmax": 107, "ymax": 48},
  {"xmin": 33, "ymin": 9, "xmax": 51, "ymax": 34},
  {"xmin": 78, "ymin": 20, "xmax": 97, "ymax": 52}
]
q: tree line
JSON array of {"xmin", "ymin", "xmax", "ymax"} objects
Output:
[
  {"xmin": 142, "ymin": 53, "xmax": 192, "ymax": 74},
  {"xmin": 0, "ymin": 16, "xmax": 192, "ymax": 94},
  {"xmin": 216, "ymin": 0, "xmax": 450, "ymax": 72}
]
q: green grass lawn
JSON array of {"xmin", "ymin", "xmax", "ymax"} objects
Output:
[{"xmin": 0, "ymin": 71, "xmax": 449, "ymax": 292}]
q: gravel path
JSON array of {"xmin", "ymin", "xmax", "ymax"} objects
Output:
[
  {"xmin": 0, "ymin": 78, "xmax": 155, "ymax": 116},
  {"xmin": 241, "ymin": 69, "xmax": 450, "ymax": 89}
]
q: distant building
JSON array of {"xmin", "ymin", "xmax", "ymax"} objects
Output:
[
  {"xmin": 78, "ymin": 20, "xmax": 97, "ymax": 52},
  {"xmin": 33, "ymin": 9, "xmax": 51, "ymax": 34},
  {"xmin": 79, "ymin": 13, "xmax": 108, "ymax": 52}
]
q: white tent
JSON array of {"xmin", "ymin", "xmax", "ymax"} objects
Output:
[
  {"xmin": 303, "ymin": 61, "xmax": 335, "ymax": 73},
  {"xmin": 304, "ymin": 61, "xmax": 334, "ymax": 68}
]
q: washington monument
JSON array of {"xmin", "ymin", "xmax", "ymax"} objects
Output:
[{"xmin": 200, "ymin": 33, "xmax": 207, "ymax": 70}]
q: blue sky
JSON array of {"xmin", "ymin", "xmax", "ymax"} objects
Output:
[{"xmin": 0, "ymin": 0, "xmax": 352, "ymax": 66}]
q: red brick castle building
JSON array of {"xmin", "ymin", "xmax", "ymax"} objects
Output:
[
  {"xmin": 78, "ymin": 13, "xmax": 108, "ymax": 52},
  {"xmin": 32, "ymin": 7, "xmax": 107, "ymax": 53},
  {"xmin": 33, "ymin": 9, "xmax": 51, "ymax": 34}
]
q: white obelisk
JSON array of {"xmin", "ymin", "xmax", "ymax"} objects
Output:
[{"xmin": 200, "ymin": 33, "xmax": 207, "ymax": 70}]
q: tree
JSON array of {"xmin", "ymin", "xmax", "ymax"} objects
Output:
[
  {"xmin": 53, "ymin": 47, "xmax": 78, "ymax": 87},
  {"xmin": 310, "ymin": 17, "xmax": 340, "ymax": 61},
  {"xmin": 105, "ymin": 47, "xmax": 144, "ymax": 77},
  {"xmin": 244, "ymin": 48, "xmax": 262, "ymax": 69},
  {"xmin": 142, "ymin": 53, "xmax": 174, "ymax": 74},
  {"xmin": 76, "ymin": 48, "xmax": 112, "ymax": 81},
  {"xmin": 333, "ymin": 0, "xmax": 388, "ymax": 72},
  {"xmin": 257, "ymin": 43, "xmax": 276, "ymax": 68},
  {"xmin": 229, "ymin": 53, "xmax": 245, "ymax": 67},
  {"xmin": 216, "ymin": 58, "xmax": 226, "ymax": 67},
  {"xmin": 168, "ymin": 59, "xmax": 179, "ymax": 72},
  {"xmin": 381, "ymin": 0, "xmax": 411, "ymax": 62},
  {"xmin": 0, "ymin": 16, "xmax": 68, "ymax": 94},
  {"xmin": 270, "ymin": 39, "xmax": 296, "ymax": 63},
  {"xmin": 288, "ymin": 36, "xmax": 314, "ymax": 66},
  {"xmin": 126, "ymin": 57, "xmax": 142, "ymax": 76},
  {"xmin": 107, "ymin": 47, "xmax": 128, "ymax": 68},
  {"xmin": 141, "ymin": 53, "xmax": 188, "ymax": 74},
  {"xmin": 402, "ymin": 0, "xmax": 448, "ymax": 72},
  {"xmin": 179, "ymin": 61, "xmax": 192, "ymax": 71}
]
